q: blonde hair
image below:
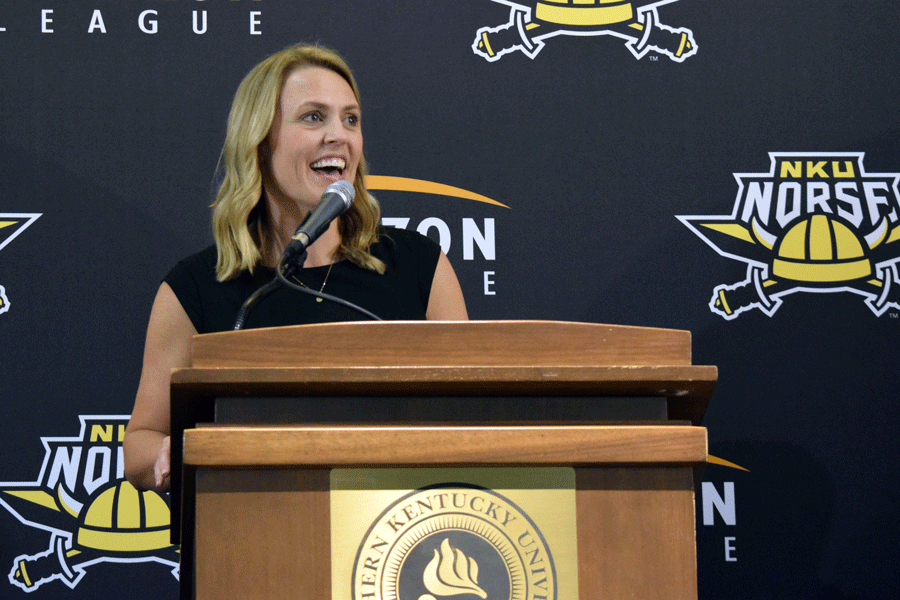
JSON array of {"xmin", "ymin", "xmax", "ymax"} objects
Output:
[{"xmin": 211, "ymin": 44, "xmax": 383, "ymax": 281}]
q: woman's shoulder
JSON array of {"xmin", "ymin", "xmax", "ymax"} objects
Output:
[
  {"xmin": 165, "ymin": 244, "xmax": 274, "ymax": 292},
  {"xmin": 374, "ymin": 226, "xmax": 441, "ymax": 256},
  {"xmin": 162, "ymin": 245, "xmax": 219, "ymax": 309},
  {"xmin": 369, "ymin": 226, "xmax": 442, "ymax": 290},
  {"xmin": 169, "ymin": 245, "xmax": 218, "ymax": 277}
]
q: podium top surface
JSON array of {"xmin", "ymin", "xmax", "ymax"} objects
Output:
[
  {"xmin": 169, "ymin": 321, "xmax": 717, "ymax": 546},
  {"xmin": 188, "ymin": 320, "xmax": 698, "ymax": 368},
  {"xmin": 173, "ymin": 321, "xmax": 716, "ymax": 424}
]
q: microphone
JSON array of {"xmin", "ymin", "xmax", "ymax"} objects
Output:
[{"xmin": 281, "ymin": 180, "xmax": 355, "ymax": 266}]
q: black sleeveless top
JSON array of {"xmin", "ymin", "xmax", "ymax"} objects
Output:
[{"xmin": 164, "ymin": 227, "xmax": 441, "ymax": 333}]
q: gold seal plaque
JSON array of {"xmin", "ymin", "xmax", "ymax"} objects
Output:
[{"xmin": 331, "ymin": 468, "xmax": 578, "ymax": 600}]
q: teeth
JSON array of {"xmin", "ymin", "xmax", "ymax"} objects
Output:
[{"xmin": 312, "ymin": 157, "xmax": 346, "ymax": 170}]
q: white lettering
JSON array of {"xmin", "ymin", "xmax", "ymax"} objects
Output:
[
  {"xmin": 382, "ymin": 217, "xmax": 501, "ymax": 260},
  {"xmin": 42, "ymin": 9, "xmax": 53, "ymax": 33},
  {"xmin": 117, "ymin": 446, "xmax": 125, "ymax": 480},
  {"xmin": 702, "ymin": 481, "xmax": 736, "ymax": 526},
  {"xmin": 88, "ymin": 10, "xmax": 106, "ymax": 34},
  {"xmin": 806, "ymin": 182, "xmax": 832, "ymax": 215},
  {"xmin": 776, "ymin": 182, "xmax": 802, "ymax": 228},
  {"xmin": 863, "ymin": 181, "xmax": 893, "ymax": 225},
  {"xmin": 83, "ymin": 447, "xmax": 111, "ymax": 495},
  {"xmin": 193, "ymin": 10, "xmax": 207, "ymax": 35},
  {"xmin": 139, "ymin": 10, "xmax": 158, "ymax": 35},
  {"xmin": 742, "ymin": 179, "xmax": 899, "ymax": 228},
  {"xmin": 417, "ymin": 217, "xmax": 451, "ymax": 255},
  {"xmin": 484, "ymin": 271, "xmax": 495, "ymax": 295},
  {"xmin": 741, "ymin": 182, "xmax": 773, "ymax": 225},
  {"xmin": 724, "ymin": 536, "xmax": 737, "ymax": 561},
  {"xmin": 250, "ymin": 11, "xmax": 262, "ymax": 35},
  {"xmin": 47, "ymin": 447, "xmax": 82, "ymax": 492},
  {"xmin": 835, "ymin": 182, "xmax": 864, "ymax": 228},
  {"xmin": 463, "ymin": 218, "xmax": 495, "ymax": 260}
]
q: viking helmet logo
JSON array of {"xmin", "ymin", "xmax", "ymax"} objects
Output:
[
  {"xmin": 678, "ymin": 153, "xmax": 900, "ymax": 318},
  {"xmin": 473, "ymin": 0, "xmax": 697, "ymax": 62}
]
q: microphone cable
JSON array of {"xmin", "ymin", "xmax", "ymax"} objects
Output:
[{"xmin": 233, "ymin": 253, "xmax": 382, "ymax": 330}]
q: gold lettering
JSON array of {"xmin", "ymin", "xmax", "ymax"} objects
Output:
[
  {"xmin": 806, "ymin": 161, "xmax": 828, "ymax": 178},
  {"xmin": 832, "ymin": 161, "xmax": 855, "ymax": 178},
  {"xmin": 90, "ymin": 424, "xmax": 113, "ymax": 442},
  {"xmin": 780, "ymin": 161, "xmax": 802, "ymax": 178}
]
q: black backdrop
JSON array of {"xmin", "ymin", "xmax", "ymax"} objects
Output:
[{"xmin": 1, "ymin": 1, "xmax": 897, "ymax": 598}]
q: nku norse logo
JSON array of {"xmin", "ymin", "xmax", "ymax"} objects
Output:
[
  {"xmin": 0, "ymin": 213, "xmax": 41, "ymax": 315},
  {"xmin": 678, "ymin": 153, "xmax": 900, "ymax": 319},
  {"xmin": 473, "ymin": 0, "xmax": 696, "ymax": 62},
  {"xmin": 0, "ymin": 416, "xmax": 178, "ymax": 592}
]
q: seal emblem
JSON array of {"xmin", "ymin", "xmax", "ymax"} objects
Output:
[{"xmin": 352, "ymin": 483, "xmax": 556, "ymax": 600}]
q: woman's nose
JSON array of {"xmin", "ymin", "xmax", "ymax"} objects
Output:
[{"xmin": 323, "ymin": 117, "xmax": 347, "ymax": 144}]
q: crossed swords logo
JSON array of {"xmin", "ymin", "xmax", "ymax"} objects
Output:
[
  {"xmin": 473, "ymin": 0, "xmax": 697, "ymax": 62},
  {"xmin": 0, "ymin": 417, "xmax": 179, "ymax": 592},
  {"xmin": 678, "ymin": 153, "xmax": 900, "ymax": 319},
  {"xmin": 0, "ymin": 214, "xmax": 41, "ymax": 315}
]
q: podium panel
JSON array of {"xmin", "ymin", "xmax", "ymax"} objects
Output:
[{"xmin": 186, "ymin": 426, "xmax": 705, "ymax": 600}]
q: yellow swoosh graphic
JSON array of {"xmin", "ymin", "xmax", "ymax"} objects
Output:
[
  {"xmin": 701, "ymin": 223, "xmax": 755, "ymax": 244},
  {"xmin": 366, "ymin": 176, "xmax": 510, "ymax": 209},
  {"xmin": 3, "ymin": 490, "xmax": 60, "ymax": 511},
  {"xmin": 708, "ymin": 454, "xmax": 749, "ymax": 471}
]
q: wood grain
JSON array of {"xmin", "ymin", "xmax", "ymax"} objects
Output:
[
  {"xmin": 190, "ymin": 320, "xmax": 695, "ymax": 368},
  {"xmin": 171, "ymin": 365, "xmax": 717, "ymax": 425},
  {"xmin": 577, "ymin": 467, "xmax": 698, "ymax": 599},
  {"xmin": 194, "ymin": 469, "xmax": 330, "ymax": 600},
  {"xmin": 183, "ymin": 424, "xmax": 707, "ymax": 467},
  {"xmin": 192, "ymin": 466, "xmax": 701, "ymax": 600}
]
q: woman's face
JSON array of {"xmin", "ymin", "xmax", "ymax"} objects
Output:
[{"xmin": 265, "ymin": 66, "xmax": 362, "ymax": 213}]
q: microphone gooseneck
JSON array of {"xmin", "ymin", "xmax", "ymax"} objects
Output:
[{"xmin": 280, "ymin": 179, "xmax": 355, "ymax": 268}]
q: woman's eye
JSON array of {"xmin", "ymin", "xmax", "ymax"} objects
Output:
[
  {"xmin": 302, "ymin": 112, "xmax": 322, "ymax": 123},
  {"xmin": 346, "ymin": 114, "xmax": 360, "ymax": 126}
]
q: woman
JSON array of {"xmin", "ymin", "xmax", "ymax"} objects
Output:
[{"xmin": 124, "ymin": 44, "xmax": 468, "ymax": 492}]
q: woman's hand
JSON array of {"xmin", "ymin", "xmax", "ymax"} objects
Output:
[{"xmin": 154, "ymin": 436, "xmax": 171, "ymax": 490}]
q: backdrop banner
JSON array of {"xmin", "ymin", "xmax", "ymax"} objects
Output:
[{"xmin": 1, "ymin": 1, "xmax": 897, "ymax": 598}]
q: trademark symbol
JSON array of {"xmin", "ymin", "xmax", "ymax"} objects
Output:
[
  {"xmin": 650, "ymin": 55, "xmax": 659, "ymax": 62},
  {"xmin": 889, "ymin": 312, "xmax": 899, "ymax": 319}
]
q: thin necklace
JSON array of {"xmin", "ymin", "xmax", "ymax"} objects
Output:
[{"xmin": 291, "ymin": 263, "xmax": 334, "ymax": 302}]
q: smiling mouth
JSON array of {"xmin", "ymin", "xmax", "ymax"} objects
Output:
[{"xmin": 311, "ymin": 157, "xmax": 346, "ymax": 177}]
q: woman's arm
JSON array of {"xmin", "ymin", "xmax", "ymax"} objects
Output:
[
  {"xmin": 124, "ymin": 282, "xmax": 197, "ymax": 492},
  {"xmin": 426, "ymin": 252, "xmax": 468, "ymax": 321}
]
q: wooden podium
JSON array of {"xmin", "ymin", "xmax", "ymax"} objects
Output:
[{"xmin": 170, "ymin": 321, "xmax": 715, "ymax": 600}]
